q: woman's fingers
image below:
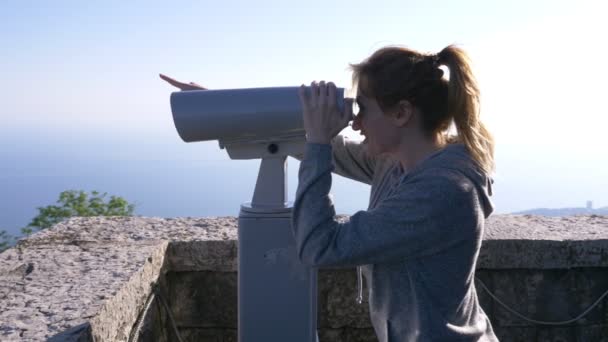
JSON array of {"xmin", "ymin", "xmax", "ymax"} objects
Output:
[
  {"xmin": 159, "ymin": 73, "xmax": 207, "ymax": 90},
  {"xmin": 300, "ymin": 80, "xmax": 348, "ymax": 141},
  {"xmin": 319, "ymin": 81, "xmax": 327, "ymax": 107},
  {"xmin": 298, "ymin": 84, "xmax": 309, "ymax": 110},
  {"xmin": 310, "ymin": 81, "xmax": 319, "ymax": 104},
  {"xmin": 159, "ymin": 73, "xmax": 183, "ymax": 88},
  {"xmin": 327, "ymin": 82, "xmax": 336, "ymax": 109}
]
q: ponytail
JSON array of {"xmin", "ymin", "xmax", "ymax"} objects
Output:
[{"xmin": 438, "ymin": 45, "xmax": 495, "ymax": 174}]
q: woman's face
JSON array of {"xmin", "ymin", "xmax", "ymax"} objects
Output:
[{"xmin": 351, "ymin": 93, "xmax": 401, "ymax": 156}]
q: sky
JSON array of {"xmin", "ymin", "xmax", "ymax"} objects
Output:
[{"xmin": 1, "ymin": 0, "xmax": 607, "ymax": 234}]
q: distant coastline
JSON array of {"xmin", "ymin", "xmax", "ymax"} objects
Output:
[{"xmin": 513, "ymin": 205, "xmax": 608, "ymax": 217}]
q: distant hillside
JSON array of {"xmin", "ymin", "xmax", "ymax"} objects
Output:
[{"xmin": 513, "ymin": 206, "xmax": 608, "ymax": 217}]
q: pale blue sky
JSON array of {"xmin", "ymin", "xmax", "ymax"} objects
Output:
[
  {"xmin": 0, "ymin": 0, "xmax": 606, "ymax": 233},
  {"xmin": 2, "ymin": 0, "xmax": 596, "ymax": 131}
]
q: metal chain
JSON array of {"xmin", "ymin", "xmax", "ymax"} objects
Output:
[
  {"xmin": 128, "ymin": 284, "xmax": 156, "ymax": 342},
  {"xmin": 475, "ymin": 276, "xmax": 608, "ymax": 325},
  {"xmin": 154, "ymin": 283, "xmax": 185, "ymax": 342},
  {"xmin": 129, "ymin": 274, "xmax": 608, "ymax": 340},
  {"xmin": 127, "ymin": 282, "xmax": 184, "ymax": 342}
]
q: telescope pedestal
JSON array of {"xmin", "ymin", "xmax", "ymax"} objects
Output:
[{"xmin": 238, "ymin": 156, "xmax": 318, "ymax": 342}]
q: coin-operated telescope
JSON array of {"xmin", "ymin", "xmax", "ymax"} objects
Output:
[{"xmin": 170, "ymin": 87, "xmax": 346, "ymax": 342}]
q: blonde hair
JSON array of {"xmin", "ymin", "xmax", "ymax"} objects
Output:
[{"xmin": 350, "ymin": 45, "xmax": 495, "ymax": 174}]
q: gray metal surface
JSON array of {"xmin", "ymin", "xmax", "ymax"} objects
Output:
[
  {"xmin": 238, "ymin": 210, "xmax": 318, "ymax": 342},
  {"xmin": 223, "ymin": 138, "xmax": 306, "ymax": 160},
  {"xmin": 251, "ymin": 157, "xmax": 287, "ymax": 208},
  {"xmin": 170, "ymin": 86, "xmax": 345, "ymax": 143}
]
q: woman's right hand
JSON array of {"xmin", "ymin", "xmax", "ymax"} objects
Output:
[{"xmin": 159, "ymin": 73, "xmax": 207, "ymax": 91}]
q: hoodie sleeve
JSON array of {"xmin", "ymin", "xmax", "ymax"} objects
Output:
[
  {"xmin": 292, "ymin": 143, "xmax": 479, "ymax": 267},
  {"xmin": 291, "ymin": 134, "xmax": 377, "ymax": 185}
]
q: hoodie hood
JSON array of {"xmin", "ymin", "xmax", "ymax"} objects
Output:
[{"xmin": 405, "ymin": 143, "xmax": 495, "ymax": 218}]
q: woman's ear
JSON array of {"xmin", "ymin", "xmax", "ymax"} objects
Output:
[{"xmin": 392, "ymin": 100, "xmax": 414, "ymax": 127}]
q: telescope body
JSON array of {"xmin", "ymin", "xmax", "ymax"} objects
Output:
[{"xmin": 170, "ymin": 87, "xmax": 346, "ymax": 146}]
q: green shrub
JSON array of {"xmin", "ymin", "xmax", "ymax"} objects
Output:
[{"xmin": 21, "ymin": 190, "xmax": 136, "ymax": 235}]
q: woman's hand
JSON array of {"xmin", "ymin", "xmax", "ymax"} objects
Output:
[
  {"xmin": 159, "ymin": 73, "xmax": 207, "ymax": 91},
  {"xmin": 298, "ymin": 81, "xmax": 354, "ymax": 144}
]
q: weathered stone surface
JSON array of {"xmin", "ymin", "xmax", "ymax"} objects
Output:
[
  {"xmin": 474, "ymin": 271, "xmax": 495, "ymax": 319},
  {"xmin": 0, "ymin": 216, "xmax": 236, "ymax": 341},
  {"xmin": 47, "ymin": 323, "xmax": 92, "ymax": 342},
  {"xmin": 479, "ymin": 269, "xmax": 608, "ymax": 328},
  {"xmin": 168, "ymin": 240, "xmax": 237, "ymax": 272},
  {"xmin": 89, "ymin": 242, "xmax": 169, "ymax": 341},
  {"xmin": 342, "ymin": 327, "xmax": 380, "ymax": 342},
  {"xmin": 0, "ymin": 241, "xmax": 164, "ymax": 341},
  {"xmin": 577, "ymin": 324, "xmax": 608, "ymax": 342},
  {"xmin": 177, "ymin": 328, "xmax": 237, "ymax": 342},
  {"xmin": 480, "ymin": 214, "xmax": 608, "ymax": 269},
  {"xmin": 1, "ymin": 214, "xmax": 607, "ymax": 341},
  {"xmin": 166, "ymin": 271, "xmax": 237, "ymax": 327},
  {"xmin": 318, "ymin": 269, "xmax": 371, "ymax": 328},
  {"xmin": 536, "ymin": 326, "xmax": 578, "ymax": 341},
  {"xmin": 490, "ymin": 325, "xmax": 537, "ymax": 342},
  {"xmin": 317, "ymin": 327, "xmax": 377, "ymax": 342}
]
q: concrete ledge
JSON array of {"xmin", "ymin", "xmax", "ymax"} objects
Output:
[
  {"xmin": 0, "ymin": 217, "xmax": 236, "ymax": 341},
  {"xmin": 481, "ymin": 215, "xmax": 608, "ymax": 268},
  {"xmin": 0, "ymin": 214, "xmax": 607, "ymax": 340}
]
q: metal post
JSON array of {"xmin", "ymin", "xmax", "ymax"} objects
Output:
[{"xmin": 238, "ymin": 156, "xmax": 318, "ymax": 342}]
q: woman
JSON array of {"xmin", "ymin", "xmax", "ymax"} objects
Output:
[
  {"xmin": 294, "ymin": 45, "xmax": 497, "ymax": 341},
  {"xmin": 160, "ymin": 44, "xmax": 498, "ymax": 341}
]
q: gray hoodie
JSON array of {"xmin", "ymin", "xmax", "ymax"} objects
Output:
[{"xmin": 292, "ymin": 135, "xmax": 498, "ymax": 342}]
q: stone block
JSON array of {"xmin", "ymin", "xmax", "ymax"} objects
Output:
[
  {"xmin": 168, "ymin": 240, "xmax": 237, "ymax": 272},
  {"xmin": 342, "ymin": 327, "xmax": 379, "ymax": 342},
  {"xmin": 318, "ymin": 269, "xmax": 371, "ymax": 329},
  {"xmin": 536, "ymin": 325, "xmax": 577, "ymax": 341},
  {"xmin": 166, "ymin": 271, "xmax": 237, "ymax": 328},
  {"xmin": 491, "ymin": 325, "xmax": 536, "ymax": 342},
  {"xmin": 177, "ymin": 328, "xmax": 237, "ymax": 342},
  {"xmin": 475, "ymin": 270, "xmax": 495, "ymax": 321},
  {"xmin": 317, "ymin": 328, "xmax": 346, "ymax": 342},
  {"xmin": 490, "ymin": 269, "xmax": 544, "ymax": 327},
  {"xmin": 47, "ymin": 323, "xmax": 92, "ymax": 341},
  {"xmin": 2, "ymin": 215, "xmax": 608, "ymax": 341},
  {"xmin": 490, "ymin": 268, "xmax": 608, "ymax": 328},
  {"xmin": 575, "ymin": 324, "xmax": 608, "ymax": 342},
  {"xmin": 317, "ymin": 327, "xmax": 378, "ymax": 342}
]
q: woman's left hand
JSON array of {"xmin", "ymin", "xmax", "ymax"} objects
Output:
[{"xmin": 298, "ymin": 81, "xmax": 353, "ymax": 144}]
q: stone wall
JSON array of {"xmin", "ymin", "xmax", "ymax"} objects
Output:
[{"xmin": 1, "ymin": 215, "xmax": 607, "ymax": 341}]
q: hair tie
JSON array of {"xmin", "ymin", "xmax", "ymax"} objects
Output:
[
  {"xmin": 427, "ymin": 54, "xmax": 443, "ymax": 80},
  {"xmin": 431, "ymin": 54, "xmax": 441, "ymax": 68}
]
